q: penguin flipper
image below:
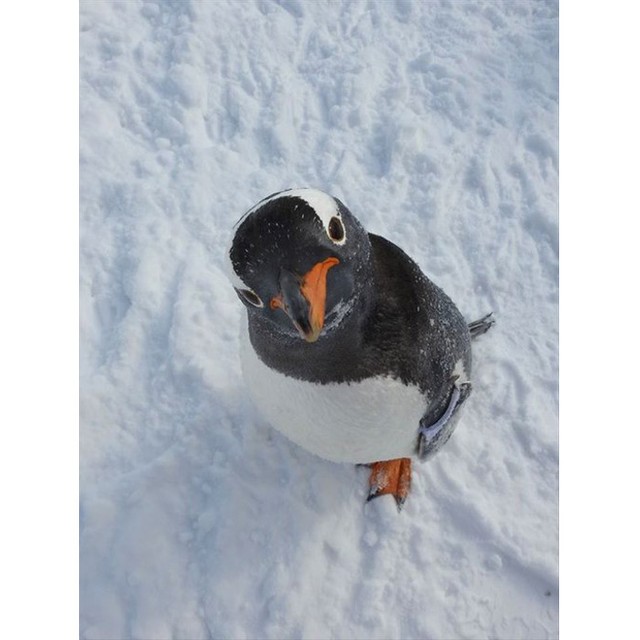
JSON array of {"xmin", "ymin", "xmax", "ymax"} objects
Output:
[
  {"xmin": 416, "ymin": 381, "xmax": 472, "ymax": 461},
  {"xmin": 366, "ymin": 458, "xmax": 412, "ymax": 510},
  {"xmin": 468, "ymin": 312, "xmax": 495, "ymax": 340}
]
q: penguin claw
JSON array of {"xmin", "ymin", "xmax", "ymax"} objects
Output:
[{"xmin": 366, "ymin": 458, "xmax": 412, "ymax": 510}]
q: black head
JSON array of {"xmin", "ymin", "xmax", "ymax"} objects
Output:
[{"xmin": 227, "ymin": 189, "xmax": 372, "ymax": 342}]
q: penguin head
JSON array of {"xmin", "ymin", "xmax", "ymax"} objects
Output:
[{"xmin": 227, "ymin": 188, "xmax": 372, "ymax": 343}]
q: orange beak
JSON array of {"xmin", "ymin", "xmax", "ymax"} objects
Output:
[
  {"xmin": 300, "ymin": 257, "xmax": 340, "ymax": 342},
  {"xmin": 271, "ymin": 257, "xmax": 340, "ymax": 342}
]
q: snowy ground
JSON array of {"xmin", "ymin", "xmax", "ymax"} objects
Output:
[{"xmin": 80, "ymin": 1, "xmax": 558, "ymax": 638}]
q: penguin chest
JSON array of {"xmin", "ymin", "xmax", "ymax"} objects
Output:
[{"xmin": 240, "ymin": 328, "xmax": 428, "ymax": 463}]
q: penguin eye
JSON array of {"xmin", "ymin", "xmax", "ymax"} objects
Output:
[
  {"xmin": 236, "ymin": 288, "xmax": 263, "ymax": 308},
  {"xmin": 327, "ymin": 217, "xmax": 345, "ymax": 243}
]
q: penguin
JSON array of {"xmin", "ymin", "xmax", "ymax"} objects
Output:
[{"xmin": 226, "ymin": 188, "xmax": 493, "ymax": 508}]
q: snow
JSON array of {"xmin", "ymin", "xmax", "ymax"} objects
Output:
[{"xmin": 80, "ymin": 1, "xmax": 558, "ymax": 638}]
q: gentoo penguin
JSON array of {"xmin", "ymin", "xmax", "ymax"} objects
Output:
[{"xmin": 227, "ymin": 188, "xmax": 493, "ymax": 508}]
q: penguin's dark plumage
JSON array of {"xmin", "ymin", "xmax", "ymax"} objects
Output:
[{"xmin": 227, "ymin": 188, "xmax": 492, "ymax": 507}]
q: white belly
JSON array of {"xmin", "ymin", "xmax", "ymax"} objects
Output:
[{"xmin": 240, "ymin": 325, "xmax": 428, "ymax": 463}]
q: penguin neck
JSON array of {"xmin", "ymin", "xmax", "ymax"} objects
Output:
[{"xmin": 247, "ymin": 279, "xmax": 376, "ymax": 384}]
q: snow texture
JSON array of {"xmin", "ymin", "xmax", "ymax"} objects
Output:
[{"xmin": 80, "ymin": 1, "xmax": 558, "ymax": 638}]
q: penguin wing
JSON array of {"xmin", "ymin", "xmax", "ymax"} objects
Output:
[
  {"xmin": 366, "ymin": 233, "xmax": 473, "ymax": 459},
  {"xmin": 416, "ymin": 380, "xmax": 472, "ymax": 461}
]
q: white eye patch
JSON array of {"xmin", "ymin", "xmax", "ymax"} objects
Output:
[
  {"xmin": 326, "ymin": 216, "xmax": 346, "ymax": 245},
  {"xmin": 236, "ymin": 288, "xmax": 263, "ymax": 308}
]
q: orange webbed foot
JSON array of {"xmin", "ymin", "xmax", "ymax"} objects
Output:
[{"xmin": 367, "ymin": 458, "xmax": 412, "ymax": 510}]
